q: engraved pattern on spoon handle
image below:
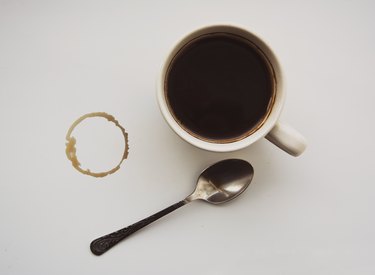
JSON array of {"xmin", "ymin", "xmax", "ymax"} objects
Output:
[{"xmin": 90, "ymin": 200, "xmax": 187, "ymax": 255}]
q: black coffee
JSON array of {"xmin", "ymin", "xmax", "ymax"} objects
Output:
[{"xmin": 166, "ymin": 33, "xmax": 274, "ymax": 142}]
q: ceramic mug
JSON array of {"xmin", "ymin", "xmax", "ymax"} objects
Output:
[{"xmin": 157, "ymin": 24, "xmax": 307, "ymax": 156}]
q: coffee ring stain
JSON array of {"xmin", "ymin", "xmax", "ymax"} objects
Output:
[{"xmin": 65, "ymin": 112, "xmax": 129, "ymax": 178}]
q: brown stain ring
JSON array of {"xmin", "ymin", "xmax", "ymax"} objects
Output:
[{"xmin": 65, "ymin": 112, "xmax": 129, "ymax": 178}]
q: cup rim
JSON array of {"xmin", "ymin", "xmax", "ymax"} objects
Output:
[{"xmin": 157, "ymin": 24, "xmax": 285, "ymax": 152}]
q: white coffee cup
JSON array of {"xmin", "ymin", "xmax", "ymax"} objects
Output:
[{"xmin": 157, "ymin": 24, "xmax": 307, "ymax": 156}]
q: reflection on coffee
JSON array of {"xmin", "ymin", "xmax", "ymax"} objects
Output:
[{"xmin": 166, "ymin": 33, "xmax": 275, "ymax": 143}]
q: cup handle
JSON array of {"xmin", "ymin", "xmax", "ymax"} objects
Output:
[{"xmin": 265, "ymin": 121, "xmax": 307, "ymax": 157}]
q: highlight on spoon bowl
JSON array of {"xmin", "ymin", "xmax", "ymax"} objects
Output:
[{"xmin": 188, "ymin": 159, "xmax": 254, "ymax": 204}]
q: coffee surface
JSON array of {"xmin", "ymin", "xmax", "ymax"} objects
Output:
[{"xmin": 166, "ymin": 33, "xmax": 274, "ymax": 142}]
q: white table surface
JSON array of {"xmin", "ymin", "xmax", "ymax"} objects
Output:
[{"xmin": 1, "ymin": 1, "xmax": 374, "ymax": 274}]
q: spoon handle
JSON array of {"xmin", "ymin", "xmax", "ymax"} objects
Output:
[{"xmin": 90, "ymin": 200, "xmax": 187, "ymax": 255}]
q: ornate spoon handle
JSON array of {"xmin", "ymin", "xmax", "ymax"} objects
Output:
[{"xmin": 90, "ymin": 200, "xmax": 187, "ymax": 255}]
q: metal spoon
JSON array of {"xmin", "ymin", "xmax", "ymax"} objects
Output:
[{"xmin": 90, "ymin": 159, "xmax": 254, "ymax": 255}]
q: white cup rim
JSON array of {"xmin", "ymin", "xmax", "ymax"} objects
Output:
[{"xmin": 157, "ymin": 24, "xmax": 285, "ymax": 152}]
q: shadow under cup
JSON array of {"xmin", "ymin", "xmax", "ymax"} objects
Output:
[{"xmin": 164, "ymin": 32, "xmax": 276, "ymax": 144}]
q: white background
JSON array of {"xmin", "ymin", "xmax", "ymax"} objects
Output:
[{"xmin": 1, "ymin": 0, "xmax": 374, "ymax": 274}]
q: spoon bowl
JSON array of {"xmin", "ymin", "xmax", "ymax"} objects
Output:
[
  {"xmin": 186, "ymin": 159, "xmax": 254, "ymax": 204},
  {"xmin": 90, "ymin": 159, "xmax": 254, "ymax": 255}
]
